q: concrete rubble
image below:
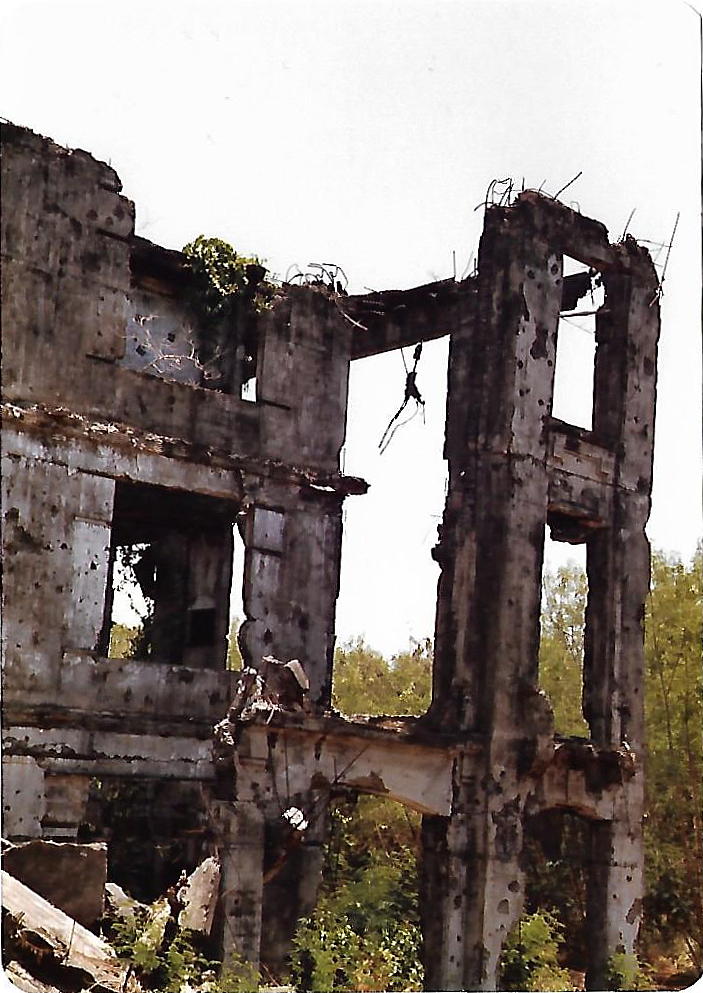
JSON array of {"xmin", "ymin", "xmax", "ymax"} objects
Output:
[
  {"xmin": 1, "ymin": 121, "xmax": 660, "ymax": 990},
  {"xmin": 177, "ymin": 856, "xmax": 221, "ymax": 934},
  {"xmin": 2, "ymin": 839, "xmax": 107, "ymax": 928},
  {"xmin": 2, "ymin": 869, "xmax": 140, "ymax": 993}
]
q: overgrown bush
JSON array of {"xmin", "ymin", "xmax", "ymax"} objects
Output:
[
  {"xmin": 291, "ymin": 796, "xmax": 423, "ymax": 992},
  {"xmin": 499, "ymin": 910, "xmax": 575, "ymax": 992},
  {"xmin": 109, "ymin": 899, "xmax": 259, "ymax": 992}
]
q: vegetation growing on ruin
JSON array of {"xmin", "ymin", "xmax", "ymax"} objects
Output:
[
  {"xmin": 290, "ymin": 547, "xmax": 702, "ymax": 992},
  {"xmin": 108, "ymin": 547, "xmax": 701, "ymax": 991},
  {"xmin": 182, "ymin": 235, "xmax": 277, "ymax": 320}
]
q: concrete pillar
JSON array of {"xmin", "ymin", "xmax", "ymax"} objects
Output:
[
  {"xmin": 239, "ymin": 483, "xmax": 344, "ymax": 709},
  {"xmin": 424, "ymin": 196, "xmax": 560, "ymax": 990},
  {"xmin": 586, "ymin": 780, "xmax": 645, "ymax": 990},
  {"xmin": 209, "ymin": 798, "xmax": 265, "ymax": 968}
]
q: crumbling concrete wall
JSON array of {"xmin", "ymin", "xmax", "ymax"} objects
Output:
[{"xmin": 1, "ymin": 122, "xmax": 659, "ymax": 992}]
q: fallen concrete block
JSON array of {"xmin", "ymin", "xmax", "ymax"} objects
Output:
[
  {"xmin": 105, "ymin": 880, "xmax": 147, "ymax": 921},
  {"xmin": 2, "ymin": 869, "xmax": 139, "ymax": 992},
  {"xmin": 2, "ymin": 839, "xmax": 107, "ymax": 927},
  {"xmin": 177, "ymin": 856, "xmax": 221, "ymax": 934}
]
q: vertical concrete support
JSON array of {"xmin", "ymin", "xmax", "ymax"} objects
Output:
[
  {"xmin": 586, "ymin": 777, "xmax": 645, "ymax": 990},
  {"xmin": 209, "ymin": 799, "xmax": 265, "ymax": 968},
  {"xmin": 238, "ymin": 284, "xmax": 351, "ymax": 706},
  {"xmin": 240, "ymin": 482, "xmax": 344, "ymax": 709},
  {"xmin": 421, "ymin": 770, "xmax": 526, "ymax": 993},
  {"xmin": 425, "ymin": 197, "xmax": 561, "ymax": 990},
  {"xmin": 257, "ymin": 286, "xmax": 351, "ymax": 473},
  {"xmin": 581, "ymin": 247, "xmax": 659, "ymax": 984},
  {"xmin": 585, "ymin": 251, "xmax": 660, "ymax": 748}
]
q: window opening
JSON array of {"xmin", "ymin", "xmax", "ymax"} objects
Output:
[
  {"xmin": 103, "ymin": 481, "xmax": 239, "ymax": 668},
  {"xmin": 552, "ymin": 257, "xmax": 604, "ymax": 431},
  {"xmin": 227, "ymin": 521, "xmax": 247, "ymax": 670},
  {"xmin": 539, "ymin": 531, "xmax": 588, "ymax": 737},
  {"xmin": 335, "ymin": 337, "xmax": 449, "ymax": 709},
  {"xmin": 240, "ymin": 375, "xmax": 257, "ymax": 402}
]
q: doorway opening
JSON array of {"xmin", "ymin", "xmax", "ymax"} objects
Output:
[{"xmin": 288, "ymin": 792, "xmax": 423, "ymax": 991}]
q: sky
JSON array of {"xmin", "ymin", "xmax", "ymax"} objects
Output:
[{"xmin": 2, "ymin": 0, "xmax": 701, "ymax": 656}]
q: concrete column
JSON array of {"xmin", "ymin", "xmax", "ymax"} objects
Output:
[
  {"xmin": 209, "ymin": 798, "xmax": 265, "ymax": 968},
  {"xmin": 421, "ymin": 771, "xmax": 526, "ymax": 992},
  {"xmin": 585, "ymin": 779, "xmax": 644, "ymax": 990},
  {"xmin": 239, "ymin": 481, "xmax": 344, "ymax": 709}
]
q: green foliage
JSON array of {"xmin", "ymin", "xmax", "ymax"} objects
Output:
[
  {"xmin": 227, "ymin": 616, "xmax": 244, "ymax": 671},
  {"xmin": 182, "ymin": 235, "xmax": 276, "ymax": 320},
  {"xmin": 291, "ymin": 796, "xmax": 423, "ymax": 992},
  {"xmin": 109, "ymin": 622, "xmax": 141, "ymax": 659},
  {"xmin": 605, "ymin": 952, "xmax": 654, "ymax": 991},
  {"xmin": 534, "ymin": 549, "xmax": 702, "ymax": 980},
  {"xmin": 521, "ymin": 811, "xmax": 589, "ymax": 969},
  {"xmin": 642, "ymin": 547, "xmax": 703, "ymax": 972},
  {"xmin": 333, "ymin": 637, "xmax": 432, "ymax": 717},
  {"xmin": 539, "ymin": 564, "xmax": 589, "ymax": 737},
  {"xmin": 110, "ymin": 900, "xmax": 259, "ymax": 992},
  {"xmin": 500, "ymin": 911, "xmax": 575, "ymax": 991}
]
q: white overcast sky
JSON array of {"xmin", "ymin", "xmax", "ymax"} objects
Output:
[{"xmin": 2, "ymin": 0, "xmax": 701, "ymax": 656}]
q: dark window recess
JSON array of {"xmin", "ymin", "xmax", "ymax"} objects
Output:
[
  {"xmin": 188, "ymin": 608, "xmax": 217, "ymax": 647},
  {"xmin": 101, "ymin": 481, "xmax": 238, "ymax": 669}
]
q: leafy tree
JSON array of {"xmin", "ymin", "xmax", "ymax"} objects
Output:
[
  {"xmin": 227, "ymin": 616, "xmax": 244, "ymax": 671},
  {"xmin": 109, "ymin": 622, "xmax": 140, "ymax": 659},
  {"xmin": 333, "ymin": 637, "xmax": 432, "ymax": 717},
  {"xmin": 500, "ymin": 910, "xmax": 576, "ymax": 991},
  {"xmin": 182, "ymin": 235, "xmax": 276, "ymax": 319},
  {"xmin": 291, "ymin": 795, "xmax": 422, "ymax": 992},
  {"xmin": 642, "ymin": 547, "xmax": 702, "ymax": 974},
  {"xmin": 539, "ymin": 564, "xmax": 589, "ymax": 737}
]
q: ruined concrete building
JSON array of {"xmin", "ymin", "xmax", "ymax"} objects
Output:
[{"xmin": 1, "ymin": 122, "xmax": 660, "ymax": 990}]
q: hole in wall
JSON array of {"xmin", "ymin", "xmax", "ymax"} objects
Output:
[
  {"xmin": 539, "ymin": 531, "xmax": 589, "ymax": 737},
  {"xmin": 336, "ymin": 338, "xmax": 449, "ymax": 697},
  {"xmin": 78, "ymin": 777, "xmax": 211, "ymax": 904},
  {"xmin": 227, "ymin": 521, "xmax": 246, "ymax": 669},
  {"xmin": 104, "ymin": 481, "xmax": 240, "ymax": 668},
  {"xmin": 241, "ymin": 375, "xmax": 257, "ymax": 402},
  {"xmin": 552, "ymin": 257, "xmax": 604, "ymax": 431},
  {"xmin": 513, "ymin": 809, "xmax": 591, "ymax": 979}
]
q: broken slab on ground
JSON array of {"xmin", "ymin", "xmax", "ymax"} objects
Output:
[
  {"xmin": 2, "ymin": 839, "xmax": 107, "ymax": 928},
  {"xmin": 1, "ymin": 121, "xmax": 659, "ymax": 991},
  {"xmin": 2, "ymin": 869, "xmax": 140, "ymax": 993}
]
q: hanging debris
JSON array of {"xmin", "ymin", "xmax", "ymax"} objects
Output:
[{"xmin": 378, "ymin": 342, "xmax": 426, "ymax": 454}]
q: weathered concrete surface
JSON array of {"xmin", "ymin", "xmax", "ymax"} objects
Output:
[
  {"xmin": 177, "ymin": 856, "xmax": 221, "ymax": 933},
  {"xmin": 2, "ymin": 869, "xmax": 138, "ymax": 993},
  {"xmin": 2, "ymin": 839, "xmax": 107, "ymax": 927},
  {"xmin": 1, "ymin": 123, "xmax": 659, "ymax": 990}
]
